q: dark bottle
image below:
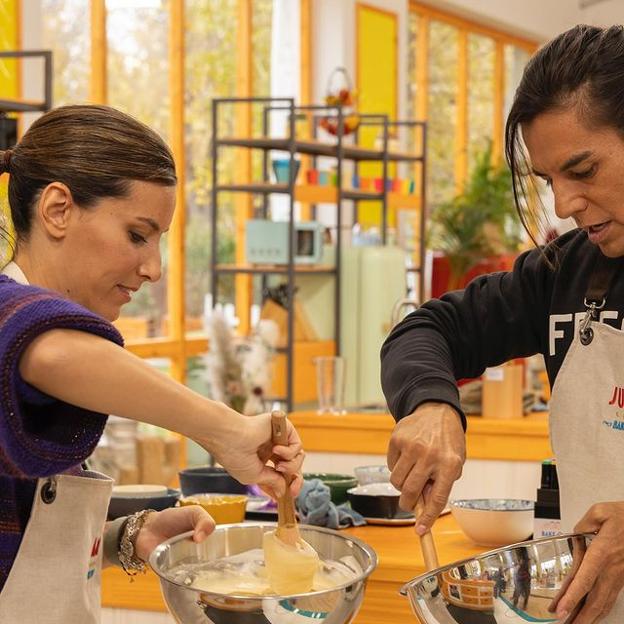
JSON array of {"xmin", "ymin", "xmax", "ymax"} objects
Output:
[{"xmin": 534, "ymin": 459, "xmax": 561, "ymax": 538}]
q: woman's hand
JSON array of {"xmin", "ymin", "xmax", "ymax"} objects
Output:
[
  {"xmin": 387, "ymin": 402, "xmax": 465, "ymax": 535},
  {"xmin": 134, "ymin": 505, "xmax": 215, "ymax": 562},
  {"xmin": 551, "ymin": 502, "xmax": 624, "ymax": 623},
  {"xmin": 197, "ymin": 412, "xmax": 305, "ymax": 500}
]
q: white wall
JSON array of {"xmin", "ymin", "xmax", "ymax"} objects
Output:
[
  {"xmin": 417, "ymin": 0, "xmax": 581, "ymax": 42},
  {"xmin": 20, "ymin": 0, "xmax": 43, "ymax": 131},
  {"xmin": 579, "ymin": 0, "xmax": 624, "ymax": 25},
  {"xmin": 312, "ymin": 0, "xmax": 409, "ymax": 119}
]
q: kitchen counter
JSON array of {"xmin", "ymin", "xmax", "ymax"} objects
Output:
[
  {"xmin": 102, "ymin": 513, "xmax": 485, "ymax": 623},
  {"xmin": 288, "ymin": 410, "xmax": 552, "ymax": 461},
  {"xmin": 102, "ymin": 412, "xmax": 551, "ymax": 620}
]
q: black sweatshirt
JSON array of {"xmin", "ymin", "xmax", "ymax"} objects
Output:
[{"xmin": 380, "ymin": 229, "xmax": 623, "ymax": 427}]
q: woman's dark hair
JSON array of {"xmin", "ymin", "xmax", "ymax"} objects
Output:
[
  {"xmin": 0, "ymin": 104, "xmax": 176, "ymax": 244},
  {"xmin": 505, "ymin": 24, "xmax": 624, "ymax": 244}
]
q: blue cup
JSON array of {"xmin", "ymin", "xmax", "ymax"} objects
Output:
[{"xmin": 271, "ymin": 158, "xmax": 301, "ymax": 184}]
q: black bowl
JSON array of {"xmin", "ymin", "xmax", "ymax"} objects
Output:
[
  {"xmin": 347, "ymin": 483, "xmax": 413, "ymax": 520},
  {"xmin": 178, "ymin": 466, "xmax": 246, "ymax": 496},
  {"xmin": 107, "ymin": 488, "xmax": 180, "ymax": 520}
]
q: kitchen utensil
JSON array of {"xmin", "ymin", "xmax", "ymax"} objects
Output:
[
  {"xmin": 149, "ymin": 524, "xmax": 377, "ymax": 624},
  {"xmin": 401, "ymin": 533, "xmax": 591, "ymax": 623},
  {"xmin": 178, "ymin": 466, "xmax": 246, "ymax": 496},
  {"xmin": 450, "ymin": 498, "xmax": 534, "ymax": 547},
  {"xmin": 262, "ymin": 411, "xmax": 320, "ymax": 594},
  {"xmin": 415, "ymin": 497, "xmax": 439, "ymax": 572},
  {"xmin": 179, "ymin": 494, "xmax": 247, "ymax": 524},
  {"xmin": 303, "ymin": 473, "xmax": 358, "ymax": 505}
]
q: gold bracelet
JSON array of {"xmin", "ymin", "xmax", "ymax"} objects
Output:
[{"xmin": 118, "ymin": 508, "xmax": 155, "ymax": 577}]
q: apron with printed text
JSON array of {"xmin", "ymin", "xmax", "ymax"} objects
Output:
[
  {"xmin": 0, "ymin": 471, "xmax": 113, "ymax": 624},
  {"xmin": 549, "ymin": 258, "xmax": 624, "ymax": 622}
]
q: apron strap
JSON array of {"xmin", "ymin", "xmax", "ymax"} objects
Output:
[
  {"xmin": 585, "ymin": 253, "xmax": 623, "ymax": 307},
  {"xmin": 580, "ymin": 254, "xmax": 624, "ymax": 345}
]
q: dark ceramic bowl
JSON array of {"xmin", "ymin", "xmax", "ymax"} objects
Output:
[
  {"xmin": 107, "ymin": 488, "xmax": 180, "ymax": 520},
  {"xmin": 178, "ymin": 466, "xmax": 247, "ymax": 496},
  {"xmin": 347, "ymin": 483, "xmax": 413, "ymax": 520},
  {"xmin": 303, "ymin": 472, "xmax": 358, "ymax": 505}
]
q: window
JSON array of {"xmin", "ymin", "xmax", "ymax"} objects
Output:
[
  {"xmin": 33, "ymin": 1, "xmax": 281, "ymax": 387},
  {"xmin": 408, "ymin": 2, "xmax": 538, "ymax": 211},
  {"xmin": 41, "ymin": 0, "xmax": 90, "ymax": 105},
  {"xmin": 107, "ymin": 2, "xmax": 170, "ymax": 337}
]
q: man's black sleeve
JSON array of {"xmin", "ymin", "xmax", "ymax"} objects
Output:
[{"xmin": 381, "ymin": 245, "xmax": 556, "ymax": 427}]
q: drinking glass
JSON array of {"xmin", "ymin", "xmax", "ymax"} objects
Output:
[{"xmin": 314, "ymin": 356, "xmax": 346, "ymax": 415}]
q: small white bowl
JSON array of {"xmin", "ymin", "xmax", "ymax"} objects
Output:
[
  {"xmin": 450, "ymin": 498, "xmax": 534, "ymax": 547},
  {"xmin": 354, "ymin": 465, "xmax": 391, "ymax": 486},
  {"xmin": 112, "ymin": 484, "xmax": 169, "ymax": 498},
  {"xmin": 348, "ymin": 483, "xmax": 400, "ymax": 496}
]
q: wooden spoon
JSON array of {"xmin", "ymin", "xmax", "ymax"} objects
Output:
[
  {"xmin": 415, "ymin": 496, "xmax": 439, "ymax": 571},
  {"xmin": 271, "ymin": 411, "xmax": 299, "ymax": 545},
  {"xmin": 262, "ymin": 410, "xmax": 320, "ymax": 594}
]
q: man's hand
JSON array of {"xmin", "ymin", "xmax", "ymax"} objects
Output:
[
  {"xmin": 387, "ymin": 402, "xmax": 465, "ymax": 534},
  {"xmin": 550, "ymin": 502, "xmax": 624, "ymax": 623}
]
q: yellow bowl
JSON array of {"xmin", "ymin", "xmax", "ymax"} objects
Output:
[{"xmin": 179, "ymin": 494, "xmax": 247, "ymax": 524}]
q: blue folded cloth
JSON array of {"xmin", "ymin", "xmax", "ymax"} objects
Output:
[{"xmin": 296, "ymin": 479, "xmax": 366, "ymax": 529}]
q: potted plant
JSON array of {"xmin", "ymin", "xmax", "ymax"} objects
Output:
[{"xmin": 429, "ymin": 143, "xmax": 523, "ymax": 295}]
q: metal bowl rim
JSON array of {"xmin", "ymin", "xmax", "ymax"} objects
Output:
[
  {"xmin": 449, "ymin": 498, "xmax": 535, "ymax": 512},
  {"xmin": 110, "ymin": 487, "xmax": 180, "ymax": 501},
  {"xmin": 398, "ymin": 531, "xmax": 595, "ymax": 596},
  {"xmin": 149, "ymin": 522, "xmax": 378, "ymax": 600}
]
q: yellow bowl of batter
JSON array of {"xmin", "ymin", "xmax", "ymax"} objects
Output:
[{"xmin": 179, "ymin": 494, "xmax": 247, "ymax": 524}]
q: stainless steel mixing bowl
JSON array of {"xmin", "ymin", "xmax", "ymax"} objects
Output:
[
  {"xmin": 401, "ymin": 533, "xmax": 592, "ymax": 624},
  {"xmin": 149, "ymin": 523, "xmax": 377, "ymax": 624}
]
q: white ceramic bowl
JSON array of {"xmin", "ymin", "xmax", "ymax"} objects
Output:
[
  {"xmin": 111, "ymin": 484, "xmax": 169, "ymax": 498},
  {"xmin": 353, "ymin": 465, "xmax": 391, "ymax": 486},
  {"xmin": 449, "ymin": 498, "xmax": 534, "ymax": 547}
]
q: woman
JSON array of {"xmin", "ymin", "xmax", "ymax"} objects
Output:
[
  {"xmin": 382, "ymin": 24, "xmax": 624, "ymax": 623},
  {"xmin": 0, "ymin": 104, "xmax": 304, "ymax": 623}
]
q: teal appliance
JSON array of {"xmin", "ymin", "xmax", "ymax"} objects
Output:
[{"xmin": 245, "ymin": 220, "xmax": 324, "ymax": 265}]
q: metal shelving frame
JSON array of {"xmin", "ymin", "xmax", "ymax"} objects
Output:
[
  {"xmin": 210, "ymin": 96, "xmax": 426, "ymax": 411},
  {"xmin": 0, "ymin": 50, "xmax": 53, "ymax": 113}
]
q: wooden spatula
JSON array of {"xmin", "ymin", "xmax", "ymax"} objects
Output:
[
  {"xmin": 263, "ymin": 410, "xmax": 320, "ymax": 594},
  {"xmin": 415, "ymin": 496, "xmax": 439, "ymax": 571},
  {"xmin": 271, "ymin": 410, "xmax": 299, "ymax": 545}
]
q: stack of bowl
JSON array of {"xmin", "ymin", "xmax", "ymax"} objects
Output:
[
  {"xmin": 347, "ymin": 464, "xmax": 412, "ymax": 524},
  {"xmin": 107, "ymin": 484, "xmax": 180, "ymax": 520},
  {"xmin": 178, "ymin": 466, "xmax": 248, "ymax": 525}
]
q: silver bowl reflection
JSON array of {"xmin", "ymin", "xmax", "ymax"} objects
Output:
[
  {"xmin": 401, "ymin": 533, "xmax": 592, "ymax": 624},
  {"xmin": 149, "ymin": 523, "xmax": 377, "ymax": 624}
]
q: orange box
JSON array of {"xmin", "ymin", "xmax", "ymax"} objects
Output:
[
  {"xmin": 271, "ymin": 340, "xmax": 335, "ymax": 403},
  {"xmin": 482, "ymin": 363, "xmax": 524, "ymax": 419}
]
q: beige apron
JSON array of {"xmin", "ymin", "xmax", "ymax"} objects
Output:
[
  {"xmin": 550, "ymin": 296, "xmax": 624, "ymax": 621},
  {"xmin": 0, "ymin": 470, "xmax": 113, "ymax": 624},
  {"xmin": 0, "ymin": 261, "xmax": 114, "ymax": 622}
]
